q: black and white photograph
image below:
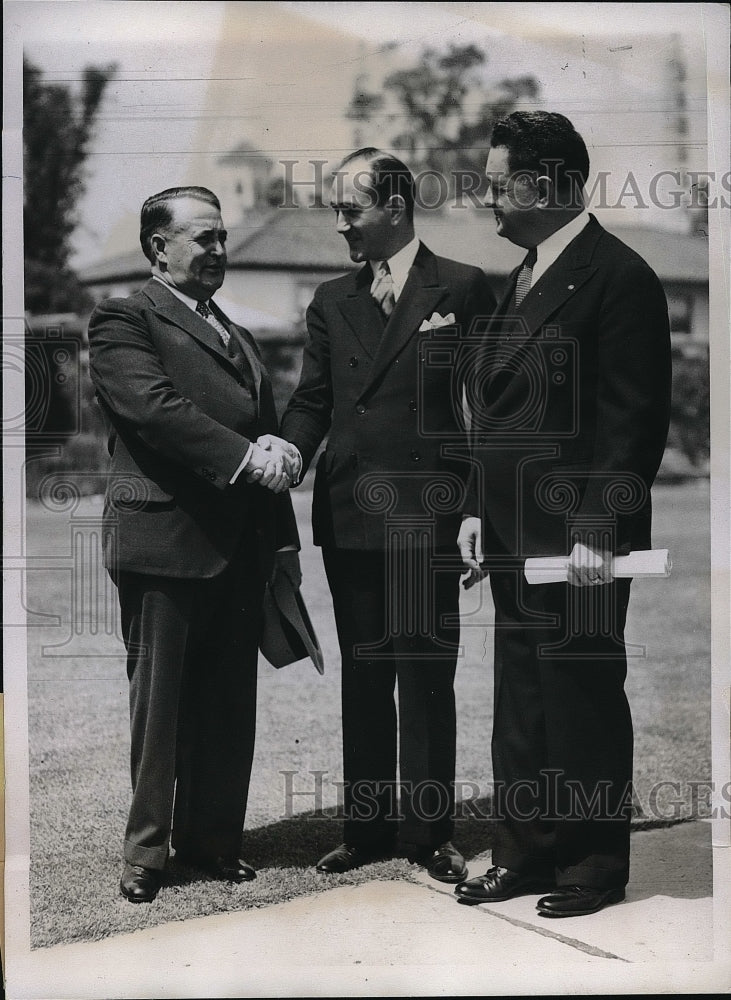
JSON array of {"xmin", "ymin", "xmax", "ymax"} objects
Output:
[{"xmin": 3, "ymin": 2, "xmax": 730, "ymax": 996}]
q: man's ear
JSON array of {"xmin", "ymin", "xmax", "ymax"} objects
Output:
[
  {"xmin": 534, "ymin": 175, "xmax": 553, "ymax": 209},
  {"xmin": 386, "ymin": 194, "xmax": 406, "ymax": 225},
  {"xmin": 151, "ymin": 233, "xmax": 167, "ymax": 264}
]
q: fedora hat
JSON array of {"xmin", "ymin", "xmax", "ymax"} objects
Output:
[{"xmin": 259, "ymin": 572, "xmax": 324, "ymax": 674}]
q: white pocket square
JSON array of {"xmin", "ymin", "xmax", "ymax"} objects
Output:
[{"xmin": 419, "ymin": 311, "xmax": 456, "ymax": 332}]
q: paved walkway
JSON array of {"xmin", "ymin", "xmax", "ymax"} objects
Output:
[{"xmin": 5, "ymin": 820, "xmax": 730, "ymax": 997}]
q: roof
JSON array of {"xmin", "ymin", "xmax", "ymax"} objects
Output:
[{"xmin": 80, "ymin": 208, "xmax": 708, "ymax": 286}]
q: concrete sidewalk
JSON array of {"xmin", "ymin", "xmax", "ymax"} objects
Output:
[{"xmin": 6, "ymin": 820, "xmax": 730, "ymax": 998}]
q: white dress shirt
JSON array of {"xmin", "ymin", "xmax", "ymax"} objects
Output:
[
  {"xmin": 530, "ymin": 210, "xmax": 591, "ymax": 288},
  {"xmin": 370, "ymin": 235, "xmax": 420, "ymax": 300}
]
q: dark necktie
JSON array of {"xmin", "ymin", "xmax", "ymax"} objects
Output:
[
  {"xmin": 514, "ymin": 247, "xmax": 538, "ymax": 307},
  {"xmin": 370, "ymin": 261, "xmax": 396, "ymax": 319}
]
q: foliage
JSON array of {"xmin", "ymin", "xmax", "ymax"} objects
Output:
[
  {"xmin": 667, "ymin": 345, "xmax": 710, "ymax": 467},
  {"xmin": 23, "ymin": 57, "xmax": 116, "ymax": 313},
  {"xmin": 346, "ymin": 43, "xmax": 539, "ymax": 197}
]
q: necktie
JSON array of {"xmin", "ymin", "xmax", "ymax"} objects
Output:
[
  {"xmin": 196, "ymin": 299, "xmax": 257, "ymax": 398},
  {"xmin": 514, "ymin": 247, "xmax": 538, "ymax": 308},
  {"xmin": 196, "ymin": 299, "xmax": 230, "ymax": 347},
  {"xmin": 370, "ymin": 261, "xmax": 396, "ymax": 319}
]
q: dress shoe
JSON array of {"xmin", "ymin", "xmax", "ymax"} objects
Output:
[
  {"xmin": 455, "ymin": 865, "xmax": 554, "ymax": 904},
  {"xmin": 537, "ymin": 885, "xmax": 625, "ymax": 918},
  {"xmin": 176, "ymin": 852, "xmax": 256, "ymax": 882},
  {"xmin": 316, "ymin": 843, "xmax": 391, "ymax": 874},
  {"xmin": 120, "ymin": 862, "xmax": 162, "ymax": 903},
  {"xmin": 407, "ymin": 842, "xmax": 468, "ymax": 884}
]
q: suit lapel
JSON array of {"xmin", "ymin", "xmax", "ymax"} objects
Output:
[
  {"xmin": 491, "ymin": 266, "xmax": 520, "ymax": 329},
  {"xmin": 337, "ymin": 267, "xmax": 386, "ymax": 358},
  {"xmin": 143, "ymin": 279, "xmax": 254, "ymax": 374},
  {"xmin": 367, "ymin": 244, "xmax": 448, "ymax": 390},
  {"xmin": 210, "ymin": 299, "xmax": 264, "ymax": 402},
  {"xmin": 490, "ymin": 219, "xmax": 602, "ymax": 370}
]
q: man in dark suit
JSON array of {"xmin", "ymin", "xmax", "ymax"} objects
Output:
[
  {"xmin": 88, "ymin": 186, "xmax": 300, "ymax": 902},
  {"xmin": 455, "ymin": 113, "xmax": 671, "ymax": 916},
  {"xmin": 271, "ymin": 149, "xmax": 496, "ymax": 882}
]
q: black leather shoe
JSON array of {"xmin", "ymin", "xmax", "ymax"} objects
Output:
[
  {"xmin": 455, "ymin": 866, "xmax": 554, "ymax": 904},
  {"xmin": 408, "ymin": 842, "xmax": 468, "ymax": 884},
  {"xmin": 537, "ymin": 885, "xmax": 625, "ymax": 917},
  {"xmin": 176, "ymin": 852, "xmax": 256, "ymax": 882},
  {"xmin": 120, "ymin": 862, "xmax": 162, "ymax": 903},
  {"xmin": 316, "ymin": 843, "xmax": 391, "ymax": 874}
]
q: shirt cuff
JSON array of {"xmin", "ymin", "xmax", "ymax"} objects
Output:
[
  {"xmin": 229, "ymin": 443, "xmax": 254, "ymax": 484},
  {"xmin": 290, "ymin": 444, "xmax": 303, "ymax": 485}
]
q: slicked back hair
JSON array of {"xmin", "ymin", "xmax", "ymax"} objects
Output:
[
  {"xmin": 140, "ymin": 186, "xmax": 221, "ymax": 263},
  {"xmin": 490, "ymin": 112, "xmax": 590, "ymax": 203},
  {"xmin": 336, "ymin": 148, "xmax": 416, "ymax": 222}
]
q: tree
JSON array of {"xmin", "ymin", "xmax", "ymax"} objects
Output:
[
  {"xmin": 23, "ymin": 57, "xmax": 116, "ymax": 313},
  {"xmin": 346, "ymin": 43, "xmax": 539, "ymax": 198}
]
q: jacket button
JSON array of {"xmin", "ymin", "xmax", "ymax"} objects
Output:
[
  {"xmin": 409, "ymin": 399, "xmax": 417, "ymax": 412},
  {"xmin": 349, "ymin": 356, "xmax": 359, "ymax": 368},
  {"xmin": 356, "ymin": 404, "xmax": 366, "ymax": 415},
  {"xmin": 410, "ymin": 450, "xmax": 421, "ymax": 462}
]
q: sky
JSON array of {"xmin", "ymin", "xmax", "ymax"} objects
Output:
[{"xmin": 5, "ymin": 1, "xmax": 721, "ymax": 272}]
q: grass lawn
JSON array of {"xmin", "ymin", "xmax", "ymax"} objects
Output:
[{"xmin": 22, "ymin": 479, "xmax": 711, "ymax": 948}]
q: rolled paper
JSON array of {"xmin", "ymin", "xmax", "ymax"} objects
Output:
[{"xmin": 524, "ymin": 548, "xmax": 672, "ymax": 585}]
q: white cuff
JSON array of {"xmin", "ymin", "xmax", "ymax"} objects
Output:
[
  {"xmin": 229, "ymin": 443, "xmax": 254, "ymax": 484},
  {"xmin": 290, "ymin": 444, "xmax": 303, "ymax": 485}
]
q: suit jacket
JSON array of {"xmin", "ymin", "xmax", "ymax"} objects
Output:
[
  {"xmin": 466, "ymin": 215, "xmax": 671, "ymax": 560},
  {"xmin": 88, "ymin": 278, "xmax": 298, "ymax": 578},
  {"xmin": 280, "ymin": 243, "xmax": 497, "ymax": 550}
]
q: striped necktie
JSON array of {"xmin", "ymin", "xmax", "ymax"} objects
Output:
[
  {"xmin": 370, "ymin": 261, "xmax": 396, "ymax": 319},
  {"xmin": 196, "ymin": 299, "xmax": 257, "ymax": 399},
  {"xmin": 196, "ymin": 299, "xmax": 230, "ymax": 347},
  {"xmin": 514, "ymin": 247, "xmax": 538, "ymax": 307}
]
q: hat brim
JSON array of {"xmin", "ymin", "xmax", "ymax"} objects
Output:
[{"xmin": 259, "ymin": 574, "xmax": 324, "ymax": 674}]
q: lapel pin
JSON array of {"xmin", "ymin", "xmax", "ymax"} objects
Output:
[{"xmin": 568, "ymin": 284, "xmax": 575, "ymax": 290}]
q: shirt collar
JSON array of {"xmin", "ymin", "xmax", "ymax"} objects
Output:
[
  {"xmin": 151, "ymin": 273, "xmax": 207, "ymax": 312},
  {"xmin": 532, "ymin": 210, "xmax": 590, "ymax": 282},
  {"xmin": 370, "ymin": 236, "xmax": 420, "ymax": 299}
]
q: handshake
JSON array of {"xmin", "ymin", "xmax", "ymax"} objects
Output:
[{"xmin": 243, "ymin": 434, "xmax": 302, "ymax": 494}]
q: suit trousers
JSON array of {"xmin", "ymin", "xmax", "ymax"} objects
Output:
[
  {"xmin": 323, "ymin": 545, "xmax": 461, "ymax": 850},
  {"xmin": 116, "ymin": 537, "xmax": 265, "ymax": 870},
  {"xmin": 489, "ymin": 568, "xmax": 633, "ymax": 889}
]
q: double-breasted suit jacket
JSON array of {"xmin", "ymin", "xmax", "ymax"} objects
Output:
[
  {"xmin": 280, "ymin": 243, "xmax": 497, "ymax": 850},
  {"xmin": 467, "ymin": 215, "xmax": 672, "ymax": 889},
  {"xmin": 282, "ymin": 243, "xmax": 497, "ymax": 551},
  {"xmin": 89, "ymin": 278, "xmax": 298, "ymax": 869}
]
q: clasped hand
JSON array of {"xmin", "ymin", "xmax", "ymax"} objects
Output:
[{"xmin": 244, "ymin": 434, "xmax": 301, "ymax": 493}]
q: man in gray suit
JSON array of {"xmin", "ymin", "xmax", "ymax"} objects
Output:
[{"xmin": 89, "ymin": 185, "xmax": 300, "ymax": 902}]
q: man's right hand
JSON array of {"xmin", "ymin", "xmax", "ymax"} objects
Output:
[
  {"xmin": 257, "ymin": 435, "xmax": 302, "ymax": 482},
  {"xmin": 246, "ymin": 434, "xmax": 302, "ymax": 490},
  {"xmin": 457, "ymin": 516, "xmax": 486, "ymax": 590},
  {"xmin": 243, "ymin": 443, "xmax": 290, "ymax": 493}
]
